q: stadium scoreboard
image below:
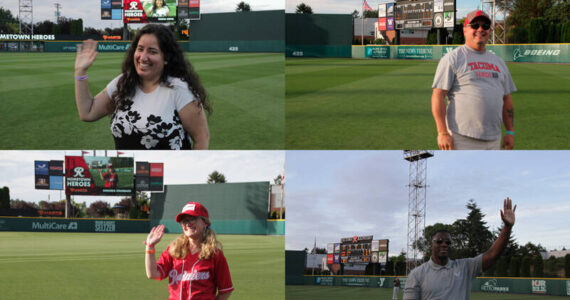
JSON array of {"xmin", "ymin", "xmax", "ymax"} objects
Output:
[
  {"xmin": 328, "ymin": 236, "xmax": 389, "ymax": 265},
  {"xmin": 380, "ymin": 0, "xmax": 456, "ymax": 30}
]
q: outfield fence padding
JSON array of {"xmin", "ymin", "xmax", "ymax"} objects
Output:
[
  {"xmin": 0, "ymin": 216, "xmax": 150, "ymax": 233},
  {"xmin": 43, "ymin": 41, "xmax": 190, "ymax": 52},
  {"xmin": 150, "ymin": 182, "xmax": 284, "ymax": 235},
  {"xmin": 286, "ymin": 14, "xmax": 353, "ymax": 58},
  {"xmin": 293, "ymin": 275, "xmax": 570, "ymax": 296},
  {"xmin": 188, "ymin": 10, "xmax": 284, "ymax": 52},
  {"xmin": 355, "ymin": 44, "xmax": 570, "ymax": 63}
]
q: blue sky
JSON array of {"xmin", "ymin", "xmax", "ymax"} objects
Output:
[
  {"xmin": 0, "ymin": 150, "xmax": 285, "ymax": 207},
  {"xmin": 284, "ymin": 151, "xmax": 570, "ymax": 256}
]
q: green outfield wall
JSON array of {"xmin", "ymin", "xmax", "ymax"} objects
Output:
[
  {"xmin": 0, "ymin": 216, "xmax": 150, "ymax": 233},
  {"xmin": 293, "ymin": 275, "xmax": 570, "ymax": 296},
  {"xmin": 188, "ymin": 10, "xmax": 284, "ymax": 52},
  {"xmin": 150, "ymin": 182, "xmax": 283, "ymax": 235},
  {"xmin": 43, "ymin": 41, "xmax": 190, "ymax": 52},
  {"xmin": 355, "ymin": 44, "xmax": 570, "ymax": 63},
  {"xmin": 286, "ymin": 14, "xmax": 353, "ymax": 58}
]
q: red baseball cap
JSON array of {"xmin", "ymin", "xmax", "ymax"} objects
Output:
[
  {"xmin": 464, "ymin": 10, "xmax": 491, "ymax": 27},
  {"xmin": 175, "ymin": 202, "xmax": 209, "ymax": 222}
]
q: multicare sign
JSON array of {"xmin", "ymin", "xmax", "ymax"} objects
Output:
[{"xmin": 65, "ymin": 156, "xmax": 134, "ymax": 196}]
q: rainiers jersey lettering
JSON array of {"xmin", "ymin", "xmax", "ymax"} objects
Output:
[{"xmin": 156, "ymin": 247, "xmax": 234, "ymax": 300}]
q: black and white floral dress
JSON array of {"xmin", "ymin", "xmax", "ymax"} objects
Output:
[{"xmin": 106, "ymin": 75, "xmax": 196, "ymax": 150}]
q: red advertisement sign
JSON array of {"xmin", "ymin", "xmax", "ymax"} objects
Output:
[
  {"xmin": 150, "ymin": 163, "xmax": 164, "ymax": 177},
  {"xmin": 327, "ymin": 254, "xmax": 334, "ymax": 264},
  {"xmin": 378, "ymin": 17, "xmax": 387, "ymax": 31}
]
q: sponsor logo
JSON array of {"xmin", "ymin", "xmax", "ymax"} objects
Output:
[
  {"xmin": 183, "ymin": 203, "xmax": 196, "ymax": 212},
  {"xmin": 73, "ymin": 167, "xmax": 85, "ymax": 177},
  {"xmin": 95, "ymin": 221, "xmax": 116, "ymax": 232},
  {"xmin": 467, "ymin": 62, "xmax": 501, "ymax": 72},
  {"xmin": 481, "ymin": 279, "xmax": 509, "ymax": 292},
  {"xmin": 513, "ymin": 47, "xmax": 561, "ymax": 61},
  {"xmin": 169, "ymin": 269, "xmax": 210, "ymax": 286},
  {"xmin": 378, "ymin": 277, "xmax": 385, "ymax": 286},
  {"xmin": 32, "ymin": 222, "xmax": 78, "ymax": 231},
  {"xmin": 532, "ymin": 280, "xmax": 547, "ymax": 294},
  {"xmin": 229, "ymin": 46, "xmax": 239, "ymax": 51}
]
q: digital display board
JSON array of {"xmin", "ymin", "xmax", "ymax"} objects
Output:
[
  {"xmin": 65, "ymin": 156, "xmax": 134, "ymax": 196},
  {"xmin": 35, "ymin": 160, "xmax": 64, "ymax": 190},
  {"xmin": 395, "ymin": 0, "xmax": 434, "ymax": 29},
  {"xmin": 123, "ymin": 0, "xmax": 177, "ymax": 23},
  {"xmin": 189, "ymin": 0, "xmax": 200, "ymax": 20},
  {"xmin": 337, "ymin": 236, "xmax": 389, "ymax": 264}
]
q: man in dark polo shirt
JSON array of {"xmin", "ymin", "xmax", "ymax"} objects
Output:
[{"xmin": 403, "ymin": 198, "xmax": 516, "ymax": 300}]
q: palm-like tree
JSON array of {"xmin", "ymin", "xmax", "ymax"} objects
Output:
[
  {"xmin": 207, "ymin": 171, "xmax": 227, "ymax": 183},
  {"xmin": 236, "ymin": 1, "xmax": 251, "ymax": 12},
  {"xmin": 296, "ymin": 3, "xmax": 313, "ymax": 14}
]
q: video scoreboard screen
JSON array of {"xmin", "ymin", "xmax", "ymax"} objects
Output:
[
  {"xmin": 394, "ymin": 0, "xmax": 455, "ymax": 30},
  {"xmin": 331, "ymin": 236, "xmax": 389, "ymax": 265}
]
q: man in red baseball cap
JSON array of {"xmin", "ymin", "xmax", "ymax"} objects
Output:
[
  {"xmin": 431, "ymin": 9, "xmax": 516, "ymax": 151},
  {"xmin": 144, "ymin": 202, "xmax": 234, "ymax": 300}
]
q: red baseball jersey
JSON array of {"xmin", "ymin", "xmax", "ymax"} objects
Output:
[{"xmin": 156, "ymin": 247, "xmax": 234, "ymax": 300}]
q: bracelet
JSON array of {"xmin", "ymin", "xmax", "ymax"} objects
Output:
[
  {"xmin": 146, "ymin": 249, "xmax": 156, "ymax": 254},
  {"xmin": 75, "ymin": 74, "xmax": 88, "ymax": 81},
  {"xmin": 505, "ymin": 131, "xmax": 515, "ymax": 136}
]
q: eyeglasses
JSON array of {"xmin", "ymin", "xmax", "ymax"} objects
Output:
[
  {"xmin": 433, "ymin": 239, "xmax": 452, "ymax": 245},
  {"xmin": 467, "ymin": 23, "xmax": 491, "ymax": 30}
]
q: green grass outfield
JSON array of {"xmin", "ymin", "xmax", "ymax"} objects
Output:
[
  {"xmin": 286, "ymin": 58, "xmax": 570, "ymax": 149},
  {"xmin": 0, "ymin": 232, "xmax": 284, "ymax": 300},
  {"xmin": 0, "ymin": 52, "xmax": 284, "ymax": 149},
  {"xmin": 286, "ymin": 285, "xmax": 570, "ymax": 300}
]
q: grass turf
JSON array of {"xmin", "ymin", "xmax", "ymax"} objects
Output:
[
  {"xmin": 0, "ymin": 232, "xmax": 284, "ymax": 300},
  {"xmin": 285, "ymin": 285, "xmax": 570, "ymax": 300},
  {"xmin": 285, "ymin": 58, "xmax": 570, "ymax": 149},
  {"xmin": 0, "ymin": 52, "xmax": 284, "ymax": 149}
]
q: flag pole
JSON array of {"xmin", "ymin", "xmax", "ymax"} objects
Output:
[{"xmin": 361, "ymin": 4, "xmax": 364, "ymax": 45}]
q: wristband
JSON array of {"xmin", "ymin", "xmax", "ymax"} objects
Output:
[
  {"xmin": 505, "ymin": 131, "xmax": 515, "ymax": 136},
  {"xmin": 146, "ymin": 249, "xmax": 156, "ymax": 254},
  {"xmin": 75, "ymin": 74, "xmax": 88, "ymax": 81},
  {"xmin": 142, "ymin": 241, "xmax": 154, "ymax": 248}
]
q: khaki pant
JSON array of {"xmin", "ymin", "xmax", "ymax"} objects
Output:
[{"xmin": 451, "ymin": 132, "xmax": 501, "ymax": 150}]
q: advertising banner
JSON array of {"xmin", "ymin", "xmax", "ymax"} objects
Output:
[
  {"xmin": 189, "ymin": 0, "xmax": 200, "ymax": 20},
  {"xmin": 327, "ymin": 254, "xmax": 333, "ymax": 264},
  {"xmin": 35, "ymin": 161, "xmax": 49, "ymax": 175},
  {"xmin": 65, "ymin": 156, "xmax": 134, "ymax": 196},
  {"xmin": 0, "ymin": 217, "xmax": 150, "ymax": 233},
  {"xmin": 334, "ymin": 243, "xmax": 340, "ymax": 253},
  {"xmin": 150, "ymin": 163, "xmax": 164, "ymax": 177},
  {"xmin": 136, "ymin": 162, "xmax": 150, "ymax": 176},
  {"xmin": 49, "ymin": 175, "xmax": 64, "ymax": 190},
  {"xmin": 379, "ymin": 4, "xmax": 387, "ymax": 18},
  {"xmin": 378, "ymin": 17, "xmax": 387, "ymax": 31},
  {"xmin": 397, "ymin": 46, "xmax": 433, "ymax": 59},
  {"xmin": 387, "ymin": 17, "xmax": 395, "ymax": 30},
  {"xmin": 150, "ymin": 177, "xmax": 163, "ymax": 191},
  {"xmin": 136, "ymin": 176, "xmax": 150, "ymax": 191},
  {"xmin": 49, "ymin": 160, "xmax": 64, "ymax": 176},
  {"xmin": 102, "ymin": 0, "xmax": 112, "ymax": 19},
  {"xmin": 386, "ymin": 3, "xmax": 394, "ymax": 17},
  {"xmin": 434, "ymin": 12, "xmax": 444, "ymax": 28},
  {"xmin": 365, "ymin": 46, "xmax": 390, "ymax": 58},
  {"xmin": 444, "ymin": 11, "xmax": 454, "ymax": 27},
  {"xmin": 434, "ymin": 0, "xmax": 443, "ymax": 12},
  {"xmin": 327, "ymin": 243, "xmax": 334, "ymax": 253},
  {"xmin": 123, "ymin": 0, "xmax": 177, "ymax": 23},
  {"xmin": 35, "ymin": 175, "xmax": 49, "ymax": 190},
  {"xmin": 333, "ymin": 253, "xmax": 340, "ymax": 264}
]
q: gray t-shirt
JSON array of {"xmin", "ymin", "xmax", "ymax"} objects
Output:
[
  {"xmin": 403, "ymin": 254, "xmax": 483, "ymax": 300},
  {"xmin": 432, "ymin": 45, "xmax": 517, "ymax": 140}
]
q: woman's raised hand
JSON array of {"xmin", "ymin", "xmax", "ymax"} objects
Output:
[
  {"xmin": 75, "ymin": 39, "xmax": 98, "ymax": 75},
  {"xmin": 146, "ymin": 224, "xmax": 165, "ymax": 247}
]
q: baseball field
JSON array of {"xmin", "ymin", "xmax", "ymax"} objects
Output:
[
  {"xmin": 0, "ymin": 52, "xmax": 284, "ymax": 149},
  {"xmin": 285, "ymin": 58, "xmax": 570, "ymax": 149},
  {"xmin": 0, "ymin": 231, "xmax": 284, "ymax": 299},
  {"xmin": 285, "ymin": 285, "xmax": 570, "ymax": 300}
]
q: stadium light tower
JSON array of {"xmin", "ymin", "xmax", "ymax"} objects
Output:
[
  {"xmin": 19, "ymin": 0, "xmax": 34, "ymax": 35},
  {"xmin": 481, "ymin": 0, "xmax": 507, "ymax": 44},
  {"xmin": 403, "ymin": 150, "xmax": 433, "ymax": 274}
]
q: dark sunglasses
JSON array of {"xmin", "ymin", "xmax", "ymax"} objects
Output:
[
  {"xmin": 468, "ymin": 23, "xmax": 491, "ymax": 30},
  {"xmin": 433, "ymin": 239, "xmax": 452, "ymax": 245}
]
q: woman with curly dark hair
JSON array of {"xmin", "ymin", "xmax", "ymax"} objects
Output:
[{"xmin": 74, "ymin": 24, "xmax": 210, "ymax": 150}]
